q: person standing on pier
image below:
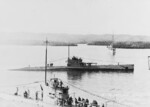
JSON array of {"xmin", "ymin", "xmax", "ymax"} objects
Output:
[{"xmin": 40, "ymin": 85, "xmax": 43, "ymax": 101}]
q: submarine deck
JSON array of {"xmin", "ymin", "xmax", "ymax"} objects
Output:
[{"xmin": 13, "ymin": 64, "xmax": 134, "ymax": 72}]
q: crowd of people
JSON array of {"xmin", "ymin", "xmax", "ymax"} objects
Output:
[{"xmin": 57, "ymin": 96, "xmax": 105, "ymax": 107}]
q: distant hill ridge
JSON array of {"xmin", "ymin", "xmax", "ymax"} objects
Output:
[{"xmin": 0, "ymin": 32, "xmax": 150, "ymax": 46}]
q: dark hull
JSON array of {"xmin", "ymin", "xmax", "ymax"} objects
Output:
[{"xmin": 13, "ymin": 64, "xmax": 134, "ymax": 72}]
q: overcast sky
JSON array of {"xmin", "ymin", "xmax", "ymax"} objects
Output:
[{"xmin": 0, "ymin": 0, "xmax": 150, "ymax": 35}]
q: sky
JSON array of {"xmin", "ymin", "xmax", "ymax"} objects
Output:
[{"xmin": 0, "ymin": 0, "xmax": 150, "ymax": 35}]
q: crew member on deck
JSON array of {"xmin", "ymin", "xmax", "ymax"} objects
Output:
[
  {"xmin": 36, "ymin": 91, "xmax": 38, "ymax": 100},
  {"xmin": 60, "ymin": 81, "xmax": 63, "ymax": 87}
]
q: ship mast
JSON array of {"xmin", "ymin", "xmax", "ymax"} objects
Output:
[
  {"xmin": 68, "ymin": 45, "xmax": 70, "ymax": 60},
  {"xmin": 45, "ymin": 39, "xmax": 49, "ymax": 85},
  {"xmin": 67, "ymin": 45, "xmax": 71, "ymax": 66},
  {"xmin": 112, "ymin": 34, "xmax": 116, "ymax": 56},
  {"xmin": 112, "ymin": 34, "xmax": 114, "ymax": 47}
]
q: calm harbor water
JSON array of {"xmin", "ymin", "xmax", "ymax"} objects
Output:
[{"xmin": 0, "ymin": 45, "xmax": 150, "ymax": 107}]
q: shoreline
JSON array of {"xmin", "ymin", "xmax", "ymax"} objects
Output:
[{"xmin": 88, "ymin": 41, "xmax": 150, "ymax": 49}]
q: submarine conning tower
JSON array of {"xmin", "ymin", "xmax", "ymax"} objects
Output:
[
  {"xmin": 67, "ymin": 56, "xmax": 97, "ymax": 67},
  {"xmin": 67, "ymin": 56, "xmax": 86, "ymax": 67}
]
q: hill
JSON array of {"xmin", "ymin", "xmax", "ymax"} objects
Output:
[{"xmin": 0, "ymin": 32, "xmax": 150, "ymax": 48}]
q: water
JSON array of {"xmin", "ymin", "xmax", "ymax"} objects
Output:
[{"xmin": 0, "ymin": 45, "xmax": 150, "ymax": 107}]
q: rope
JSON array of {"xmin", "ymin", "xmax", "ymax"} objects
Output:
[
  {"xmin": 80, "ymin": 57, "xmax": 132, "ymax": 64},
  {"xmin": 62, "ymin": 80, "xmax": 131, "ymax": 107},
  {"xmin": 80, "ymin": 57, "xmax": 119, "ymax": 64},
  {"xmin": 0, "ymin": 80, "xmax": 44, "ymax": 89},
  {"xmin": 47, "ymin": 56, "xmax": 131, "ymax": 64},
  {"xmin": 15, "ymin": 80, "xmax": 44, "ymax": 87},
  {"xmin": 48, "ymin": 57, "xmax": 67, "ymax": 63}
]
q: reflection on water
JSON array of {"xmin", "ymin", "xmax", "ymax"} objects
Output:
[
  {"xmin": 67, "ymin": 71, "xmax": 85, "ymax": 81},
  {"xmin": 66, "ymin": 70, "xmax": 133, "ymax": 80}
]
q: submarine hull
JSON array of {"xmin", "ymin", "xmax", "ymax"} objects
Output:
[{"xmin": 13, "ymin": 64, "xmax": 134, "ymax": 72}]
